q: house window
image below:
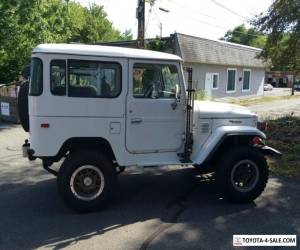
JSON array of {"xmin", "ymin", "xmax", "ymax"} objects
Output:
[
  {"xmin": 212, "ymin": 73, "xmax": 219, "ymax": 89},
  {"xmin": 243, "ymin": 69, "xmax": 251, "ymax": 91},
  {"xmin": 227, "ymin": 68, "xmax": 236, "ymax": 93}
]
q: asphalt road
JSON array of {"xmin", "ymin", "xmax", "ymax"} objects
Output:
[{"xmin": 0, "ymin": 124, "xmax": 299, "ymax": 249}]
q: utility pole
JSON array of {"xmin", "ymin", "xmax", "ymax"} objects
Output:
[{"xmin": 136, "ymin": 0, "xmax": 145, "ymax": 48}]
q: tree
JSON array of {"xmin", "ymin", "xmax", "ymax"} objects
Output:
[
  {"xmin": 221, "ymin": 24, "xmax": 266, "ymax": 48},
  {"xmin": 254, "ymin": 0, "xmax": 300, "ymax": 95},
  {"xmin": 0, "ymin": 0, "xmax": 132, "ymax": 83}
]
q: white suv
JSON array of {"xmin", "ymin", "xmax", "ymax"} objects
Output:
[{"xmin": 19, "ymin": 44, "xmax": 281, "ymax": 212}]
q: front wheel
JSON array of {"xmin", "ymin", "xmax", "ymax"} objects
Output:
[
  {"xmin": 57, "ymin": 151, "xmax": 117, "ymax": 212},
  {"xmin": 216, "ymin": 146, "xmax": 269, "ymax": 203}
]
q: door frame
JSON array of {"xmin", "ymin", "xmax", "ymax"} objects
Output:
[{"xmin": 125, "ymin": 59, "xmax": 187, "ymax": 154}]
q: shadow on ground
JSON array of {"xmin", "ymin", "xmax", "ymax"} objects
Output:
[{"xmin": 0, "ymin": 166, "xmax": 299, "ymax": 250}]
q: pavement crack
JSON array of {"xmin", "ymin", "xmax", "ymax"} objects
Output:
[{"xmin": 140, "ymin": 182, "xmax": 198, "ymax": 250}]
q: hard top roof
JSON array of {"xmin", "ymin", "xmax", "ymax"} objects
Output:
[{"xmin": 33, "ymin": 43, "xmax": 182, "ymax": 61}]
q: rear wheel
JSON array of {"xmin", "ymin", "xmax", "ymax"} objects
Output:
[
  {"xmin": 216, "ymin": 146, "xmax": 269, "ymax": 203},
  {"xmin": 57, "ymin": 151, "xmax": 117, "ymax": 212}
]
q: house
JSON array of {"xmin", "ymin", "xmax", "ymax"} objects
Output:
[{"xmin": 100, "ymin": 33, "xmax": 266, "ymax": 98}]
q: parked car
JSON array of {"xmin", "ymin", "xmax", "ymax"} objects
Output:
[
  {"xmin": 264, "ymin": 83, "xmax": 273, "ymax": 91},
  {"xmin": 19, "ymin": 44, "xmax": 281, "ymax": 212},
  {"xmin": 294, "ymin": 82, "xmax": 300, "ymax": 91}
]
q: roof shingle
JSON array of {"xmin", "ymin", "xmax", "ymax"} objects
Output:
[{"xmin": 176, "ymin": 33, "xmax": 265, "ymax": 68}]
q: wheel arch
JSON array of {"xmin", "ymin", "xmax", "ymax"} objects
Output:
[
  {"xmin": 192, "ymin": 126, "xmax": 266, "ymax": 166},
  {"xmin": 49, "ymin": 137, "xmax": 117, "ymax": 163}
]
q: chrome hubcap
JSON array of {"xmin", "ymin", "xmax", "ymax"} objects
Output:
[{"xmin": 70, "ymin": 165, "xmax": 105, "ymax": 201}]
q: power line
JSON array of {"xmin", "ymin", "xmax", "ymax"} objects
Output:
[
  {"xmin": 168, "ymin": 0, "xmax": 233, "ymax": 24},
  {"xmin": 210, "ymin": 0, "xmax": 249, "ymax": 21},
  {"xmin": 178, "ymin": 11, "xmax": 263, "ymax": 38}
]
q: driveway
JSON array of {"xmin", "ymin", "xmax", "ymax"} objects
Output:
[
  {"xmin": 248, "ymin": 96, "xmax": 300, "ymax": 120},
  {"xmin": 0, "ymin": 124, "xmax": 299, "ymax": 249}
]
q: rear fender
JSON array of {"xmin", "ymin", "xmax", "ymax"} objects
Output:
[{"xmin": 191, "ymin": 126, "xmax": 266, "ymax": 165}]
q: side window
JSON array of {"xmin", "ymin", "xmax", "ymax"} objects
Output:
[
  {"xmin": 29, "ymin": 57, "xmax": 43, "ymax": 96},
  {"xmin": 51, "ymin": 60, "xmax": 66, "ymax": 96},
  {"xmin": 68, "ymin": 60, "xmax": 121, "ymax": 98},
  {"xmin": 133, "ymin": 63, "xmax": 179, "ymax": 99}
]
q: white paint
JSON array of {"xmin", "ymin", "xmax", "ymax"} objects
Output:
[
  {"xmin": 28, "ymin": 49, "xmax": 264, "ymax": 167},
  {"xmin": 33, "ymin": 44, "xmax": 182, "ymax": 61},
  {"xmin": 1, "ymin": 102, "xmax": 10, "ymax": 116}
]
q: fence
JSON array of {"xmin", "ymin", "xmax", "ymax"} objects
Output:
[{"xmin": 0, "ymin": 84, "xmax": 20, "ymax": 123}]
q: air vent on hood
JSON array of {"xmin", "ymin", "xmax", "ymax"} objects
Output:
[{"xmin": 201, "ymin": 122, "xmax": 210, "ymax": 133}]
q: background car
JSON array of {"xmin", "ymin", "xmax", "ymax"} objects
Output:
[
  {"xmin": 294, "ymin": 81, "xmax": 300, "ymax": 91},
  {"xmin": 264, "ymin": 83, "xmax": 273, "ymax": 91}
]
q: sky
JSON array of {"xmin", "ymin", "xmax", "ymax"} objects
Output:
[{"xmin": 75, "ymin": 0, "xmax": 273, "ymax": 40}]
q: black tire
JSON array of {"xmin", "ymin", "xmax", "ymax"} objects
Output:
[
  {"xmin": 17, "ymin": 81, "xmax": 29, "ymax": 132},
  {"xmin": 216, "ymin": 146, "xmax": 268, "ymax": 203},
  {"xmin": 57, "ymin": 151, "xmax": 117, "ymax": 212}
]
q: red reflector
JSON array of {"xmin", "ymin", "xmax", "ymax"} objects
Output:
[{"xmin": 41, "ymin": 123, "xmax": 50, "ymax": 128}]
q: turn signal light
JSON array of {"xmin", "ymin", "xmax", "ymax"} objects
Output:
[{"xmin": 252, "ymin": 136, "xmax": 262, "ymax": 145}]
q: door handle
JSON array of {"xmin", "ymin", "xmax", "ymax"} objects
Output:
[{"xmin": 131, "ymin": 118, "xmax": 143, "ymax": 124}]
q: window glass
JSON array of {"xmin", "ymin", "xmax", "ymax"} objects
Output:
[
  {"xmin": 243, "ymin": 70, "xmax": 251, "ymax": 90},
  {"xmin": 133, "ymin": 63, "xmax": 179, "ymax": 98},
  {"xmin": 68, "ymin": 60, "xmax": 121, "ymax": 98},
  {"xmin": 29, "ymin": 58, "xmax": 43, "ymax": 96},
  {"xmin": 227, "ymin": 69, "xmax": 236, "ymax": 92},
  {"xmin": 51, "ymin": 60, "xmax": 66, "ymax": 96},
  {"xmin": 212, "ymin": 74, "xmax": 218, "ymax": 89}
]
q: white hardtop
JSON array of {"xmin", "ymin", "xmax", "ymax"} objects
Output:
[{"xmin": 33, "ymin": 43, "xmax": 182, "ymax": 61}]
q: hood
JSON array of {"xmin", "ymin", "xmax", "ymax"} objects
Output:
[{"xmin": 194, "ymin": 100, "xmax": 256, "ymax": 119}]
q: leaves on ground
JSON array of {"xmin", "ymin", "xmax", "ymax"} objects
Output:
[{"xmin": 266, "ymin": 116, "xmax": 300, "ymax": 179}]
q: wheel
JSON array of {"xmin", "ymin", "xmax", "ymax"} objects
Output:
[
  {"xmin": 17, "ymin": 81, "xmax": 29, "ymax": 132},
  {"xmin": 57, "ymin": 151, "xmax": 117, "ymax": 212},
  {"xmin": 216, "ymin": 146, "xmax": 269, "ymax": 203}
]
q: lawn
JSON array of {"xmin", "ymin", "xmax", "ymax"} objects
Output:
[{"xmin": 266, "ymin": 116, "xmax": 300, "ymax": 180}]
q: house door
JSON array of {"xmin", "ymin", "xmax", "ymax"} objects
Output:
[
  {"xmin": 205, "ymin": 73, "xmax": 212, "ymax": 97},
  {"xmin": 126, "ymin": 60, "xmax": 185, "ymax": 154}
]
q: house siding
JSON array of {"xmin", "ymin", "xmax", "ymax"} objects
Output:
[{"xmin": 183, "ymin": 62, "xmax": 264, "ymax": 98}]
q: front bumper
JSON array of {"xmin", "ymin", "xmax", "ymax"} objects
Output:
[{"xmin": 260, "ymin": 145, "xmax": 282, "ymax": 159}]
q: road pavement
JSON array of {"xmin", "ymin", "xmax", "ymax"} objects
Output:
[
  {"xmin": 248, "ymin": 97, "xmax": 300, "ymax": 120},
  {"xmin": 0, "ymin": 123, "xmax": 299, "ymax": 250}
]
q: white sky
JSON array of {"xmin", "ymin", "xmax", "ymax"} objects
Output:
[{"xmin": 75, "ymin": 0, "xmax": 273, "ymax": 40}]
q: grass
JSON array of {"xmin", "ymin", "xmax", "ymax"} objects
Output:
[
  {"xmin": 266, "ymin": 116, "xmax": 300, "ymax": 180},
  {"xmin": 227, "ymin": 94, "xmax": 300, "ymax": 107}
]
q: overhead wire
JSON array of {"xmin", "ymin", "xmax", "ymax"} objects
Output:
[{"xmin": 210, "ymin": 0, "xmax": 249, "ymax": 21}]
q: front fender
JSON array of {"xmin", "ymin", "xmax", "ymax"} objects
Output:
[{"xmin": 191, "ymin": 126, "xmax": 266, "ymax": 165}]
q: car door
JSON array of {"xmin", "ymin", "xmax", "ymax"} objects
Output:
[{"xmin": 126, "ymin": 60, "xmax": 186, "ymax": 154}]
